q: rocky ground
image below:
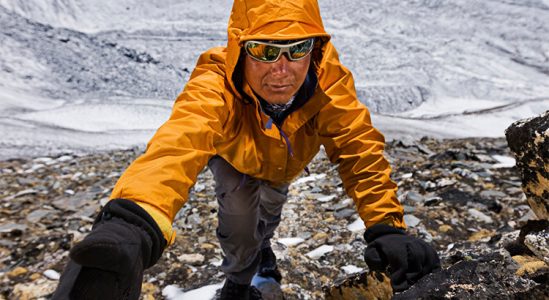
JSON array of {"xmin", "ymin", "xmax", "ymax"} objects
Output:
[{"xmin": 0, "ymin": 137, "xmax": 547, "ymax": 299}]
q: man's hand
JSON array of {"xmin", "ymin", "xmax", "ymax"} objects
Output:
[
  {"xmin": 363, "ymin": 224, "xmax": 440, "ymax": 292},
  {"xmin": 52, "ymin": 199, "xmax": 166, "ymax": 300}
]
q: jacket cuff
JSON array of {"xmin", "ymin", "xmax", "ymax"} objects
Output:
[
  {"xmin": 363, "ymin": 224, "xmax": 406, "ymax": 243},
  {"xmin": 134, "ymin": 201, "xmax": 177, "ymax": 246},
  {"xmin": 365, "ymin": 213, "xmax": 407, "ymax": 231}
]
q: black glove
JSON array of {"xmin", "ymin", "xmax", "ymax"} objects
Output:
[
  {"xmin": 363, "ymin": 224, "xmax": 440, "ymax": 292},
  {"xmin": 52, "ymin": 199, "xmax": 167, "ymax": 300}
]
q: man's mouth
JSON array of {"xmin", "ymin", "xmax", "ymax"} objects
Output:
[{"xmin": 268, "ymin": 84, "xmax": 292, "ymax": 91}]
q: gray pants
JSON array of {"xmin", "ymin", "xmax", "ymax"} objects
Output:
[{"xmin": 208, "ymin": 156, "xmax": 289, "ymax": 285}]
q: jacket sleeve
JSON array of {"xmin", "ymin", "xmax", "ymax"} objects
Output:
[
  {"xmin": 110, "ymin": 50, "xmax": 231, "ymax": 244},
  {"xmin": 317, "ymin": 43, "xmax": 405, "ymax": 229}
]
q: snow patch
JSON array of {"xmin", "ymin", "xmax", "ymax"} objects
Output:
[
  {"xmin": 491, "ymin": 155, "xmax": 516, "ymax": 169},
  {"xmin": 342, "ymin": 265, "xmax": 364, "ymax": 274},
  {"xmin": 15, "ymin": 102, "xmax": 171, "ymax": 133},
  {"xmin": 306, "ymin": 245, "xmax": 334, "ymax": 259},
  {"xmin": 277, "ymin": 237, "xmax": 305, "ymax": 247},
  {"xmin": 163, "ymin": 282, "xmax": 224, "ymax": 300}
]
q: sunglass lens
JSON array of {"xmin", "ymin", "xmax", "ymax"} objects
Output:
[
  {"xmin": 264, "ymin": 45, "xmax": 280, "ymax": 61},
  {"xmin": 289, "ymin": 39, "xmax": 313, "ymax": 60},
  {"xmin": 246, "ymin": 42, "xmax": 280, "ymax": 62}
]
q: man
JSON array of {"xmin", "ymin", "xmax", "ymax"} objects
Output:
[{"xmin": 53, "ymin": 0, "xmax": 440, "ymax": 299}]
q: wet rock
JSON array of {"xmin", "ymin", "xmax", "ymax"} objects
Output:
[{"xmin": 505, "ymin": 111, "xmax": 549, "ymax": 220}]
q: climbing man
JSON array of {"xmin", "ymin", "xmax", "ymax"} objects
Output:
[{"xmin": 53, "ymin": 0, "xmax": 440, "ymax": 299}]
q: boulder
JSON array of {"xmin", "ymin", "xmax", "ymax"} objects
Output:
[{"xmin": 505, "ymin": 111, "xmax": 549, "ymax": 220}]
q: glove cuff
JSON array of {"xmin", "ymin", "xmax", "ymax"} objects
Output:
[
  {"xmin": 363, "ymin": 223, "xmax": 406, "ymax": 243},
  {"xmin": 96, "ymin": 199, "xmax": 167, "ymax": 268}
]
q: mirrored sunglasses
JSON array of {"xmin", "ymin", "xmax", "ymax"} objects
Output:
[{"xmin": 244, "ymin": 38, "xmax": 315, "ymax": 63}]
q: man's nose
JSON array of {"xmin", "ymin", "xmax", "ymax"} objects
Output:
[{"xmin": 271, "ymin": 54, "xmax": 290, "ymax": 75}]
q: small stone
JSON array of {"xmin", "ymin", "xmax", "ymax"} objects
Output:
[
  {"xmin": 26, "ymin": 209, "xmax": 51, "ymax": 223},
  {"xmin": 333, "ymin": 208, "xmax": 355, "ymax": 219},
  {"xmin": 177, "ymin": 253, "xmax": 205, "ymax": 265},
  {"xmin": 8, "ymin": 267, "xmax": 28, "ymax": 279},
  {"xmin": 439, "ymin": 225, "xmax": 452, "ymax": 233},
  {"xmin": 43, "ymin": 269, "xmax": 60, "ymax": 280},
  {"xmin": 437, "ymin": 178, "xmax": 456, "ymax": 188},
  {"xmin": 404, "ymin": 214, "xmax": 421, "ymax": 227},
  {"xmin": 277, "ymin": 237, "xmax": 305, "ymax": 247},
  {"xmin": 313, "ymin": 232, "xmax": 328, "ymax": 241},
  {"xmin": 0, "ymin": 223, "xmax": 27, "ymax": 234},
  {"xmin": 468, "ymin": 229, "xmax": 496, "ymax": 242},
  {"xmin": 347, "ymin": 219, "xmax": 365, "ymax": 232},
  {"xmin": 405, "ymin": 191, "xmax": 425, "ymax": 203},
  {"xmin": 324, "ymin": 217, "xmax": 335, "ymax": 223},
  {"xmin": 480, "ymin": 190, "xmax": 507, "ymax": 199},
  {"xmin": 468, "ymin": 208, "xmax": 493, "ymax": 223},
  {"xmin": 200, "ymin": 243, "xmax": 216, "ymax": 249},
  {"xmin": 317, "ymin": 195, "xmax": 337, "ymax": 202}
]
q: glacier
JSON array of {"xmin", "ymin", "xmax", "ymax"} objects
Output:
[{"xmin": 0, "ymin": 0, "xmax": 548, "ymax": 159}]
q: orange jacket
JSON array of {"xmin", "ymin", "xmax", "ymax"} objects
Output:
[{"xmin": 111, "ymin": 0, "xmax": 405, "ymax": 244}]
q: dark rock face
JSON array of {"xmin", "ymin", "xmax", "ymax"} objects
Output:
[
  {"xmin": 394, "ymin": 251, "xmax": 548, "ymax": 299},
  {"xmin": 505, "ymin": 111, "xmax": 549, "ymax": 220}
]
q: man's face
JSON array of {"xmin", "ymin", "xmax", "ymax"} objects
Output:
[{"xmin": 243, "ymin": 52, "xmax": 311, "ymax": 105}]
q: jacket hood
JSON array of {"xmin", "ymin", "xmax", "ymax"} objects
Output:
[{"xmin": 225, "ymin": 0, "xmax": 331, "ymax": 97}]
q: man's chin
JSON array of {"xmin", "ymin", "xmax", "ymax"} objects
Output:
[{"xmin": 265, "ymin": 97, "xmax": 292, "ymax": 105}]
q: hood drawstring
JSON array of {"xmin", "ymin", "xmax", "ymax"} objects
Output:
[{"xmin": 266, "ymin": 117, "xmax": 294, "ymax": 158}]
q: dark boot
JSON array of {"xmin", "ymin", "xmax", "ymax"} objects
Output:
[
  {"xmin": 257, "ymin": 247, "xmax": 282, "ymax": 283},
  {"xmin": 218, "ymin": 279, "xmax": 263, "ymax": 300},
  {"xmin": 251, "ymin": 247, "xmax": 284, "ymax": 300}
]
